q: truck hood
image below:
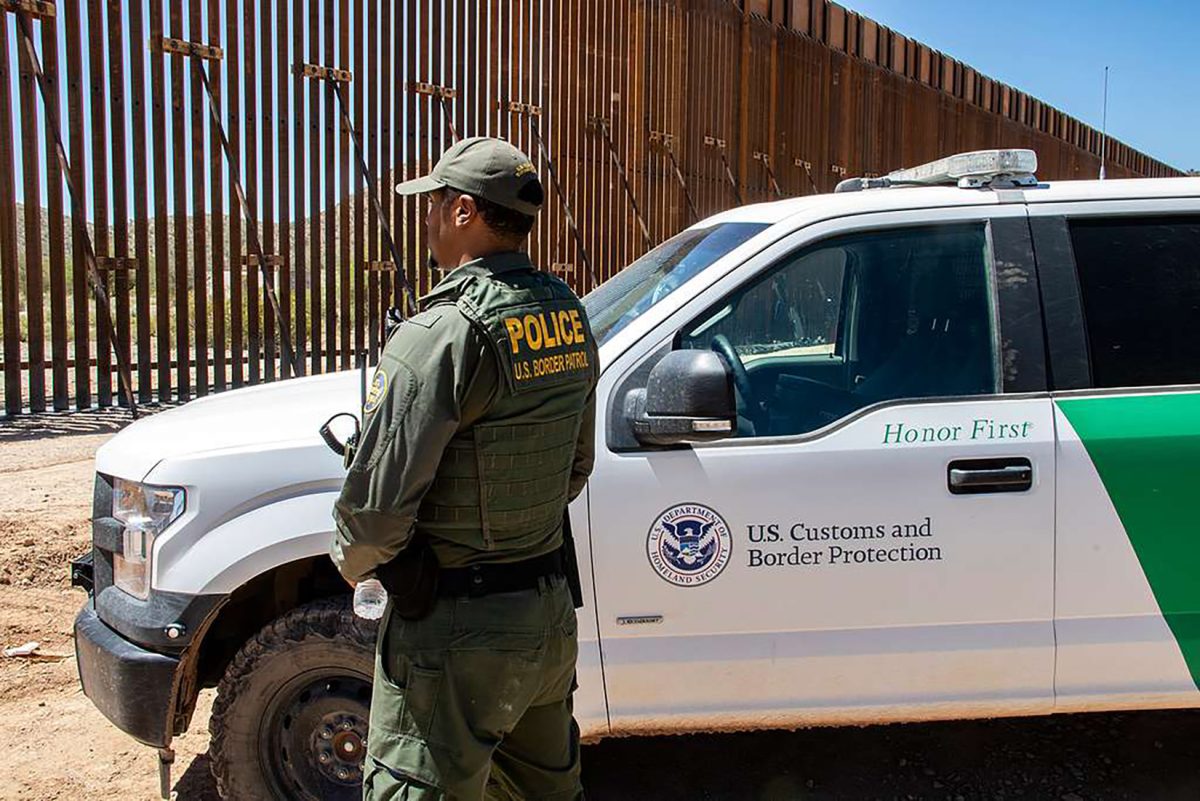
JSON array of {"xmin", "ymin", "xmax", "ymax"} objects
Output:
[{"xmin": 96, "ymin": 371, "xmax": 361, "ymax": 481}]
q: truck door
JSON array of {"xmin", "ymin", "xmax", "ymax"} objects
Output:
[
  {"xmin": 1029, "ymin": 204, "xmax": 1200, "ymax": 709},
  {"xmin": 588, "ymin": 207, "xmax": 1056, "ymax": 733}
]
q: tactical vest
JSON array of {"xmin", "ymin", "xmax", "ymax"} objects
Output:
[{"xmin": 417, "ymin": 256, "xmax": 597, "ymax": 559}]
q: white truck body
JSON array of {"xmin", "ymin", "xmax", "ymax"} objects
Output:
[{"xmin": 92, "ymin": 175, "xmax": 1200, "ymax": 742}]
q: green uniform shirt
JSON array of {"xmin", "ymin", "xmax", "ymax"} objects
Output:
[{"xmin": 331, "ymin": 253, "xmax": 597, "ymax": 581}]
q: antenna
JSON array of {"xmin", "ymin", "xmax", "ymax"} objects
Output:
[{"xmin": 1099, "ymin": 66, "xmax": 1109, "ymax": 180}]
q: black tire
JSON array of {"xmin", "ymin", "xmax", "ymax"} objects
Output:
[{"xmin": 209, "ymin": 597, "xmax": 378, "ymax": 801}]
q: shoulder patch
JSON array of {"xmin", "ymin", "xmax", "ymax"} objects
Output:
[{"xmin": 363, "ymin": 369, "xmax": 388, "ymax": 414}]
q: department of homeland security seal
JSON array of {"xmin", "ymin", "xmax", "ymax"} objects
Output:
[{"xmin": 646, "ymin": 503, "xmax": 732, "ymax": 587}]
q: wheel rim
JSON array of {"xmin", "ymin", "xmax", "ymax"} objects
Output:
[{"xmin": 260, "ymin": 669, "xmax": 373, "ymax": 801}]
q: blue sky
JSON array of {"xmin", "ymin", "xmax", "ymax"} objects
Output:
[{"xmin": 842, "ymin": 0, "xmax": 1200, "ymax": 172}]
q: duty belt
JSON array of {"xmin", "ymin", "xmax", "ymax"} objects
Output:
[{"xmin": 438, "ymin": 550, "xmax": 565, "ymax": 598}]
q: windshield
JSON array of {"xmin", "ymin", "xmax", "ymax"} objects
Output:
[{"xmin": 583, "ymin": 222, "xmax": 769, "ymax": 345}]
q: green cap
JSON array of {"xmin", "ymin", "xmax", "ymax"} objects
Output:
[{"xmin": 395, "ymin": 136, "xmax": 543, "ymax": 217}]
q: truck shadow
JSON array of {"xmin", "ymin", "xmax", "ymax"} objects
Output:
[
  {"xmin": 174, "ymin": 753, "xmax": 220, "ymax": 801},
  {"xmin": 0, "ymin": 404, "xmax": 176, "ymax": 442},
  {"xmin": 172, "ymin": 709, "xmax": 1200, "ymax": 800},
  {"xmin": 580, "ymin": 709, "xmax": 1200, "ymax": 801}
]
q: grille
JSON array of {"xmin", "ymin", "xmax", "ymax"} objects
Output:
[{"xmin": 91, "ymin": 473, "xmax": 118, "ymax": 596}]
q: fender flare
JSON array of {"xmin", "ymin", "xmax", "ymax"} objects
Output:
[{"xmin": 155, "ymin": 492, "xmax": 339, "ymax": 596}]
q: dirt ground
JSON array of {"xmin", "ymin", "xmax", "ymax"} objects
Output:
[
  {"xmin": 0, "ymin": 421, "xmax": 215, "ymax": 801},
  {"xmin": 0, "ymin": 413, "xmax": 1198, "ymax": 800}
]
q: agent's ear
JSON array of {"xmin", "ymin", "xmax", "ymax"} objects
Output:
[{"xmin": 453, "ymin": 193, "xmax": 479, "ymax": 228}]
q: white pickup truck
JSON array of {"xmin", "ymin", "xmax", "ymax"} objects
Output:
[{"xmin": 73, "ymin": 151, "xmax": 1200, "ymax": 800}]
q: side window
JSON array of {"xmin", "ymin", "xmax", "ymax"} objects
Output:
[
  {"xmin": 1069, "ymin": 216, "xmax": 1200, "ymax": 389},
  {"xmin": 680, "ymin": 224, "xmax": 998, "ymax": 438}
]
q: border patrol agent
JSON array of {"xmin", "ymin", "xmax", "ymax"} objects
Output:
[{"xmin": 332, "ymin": 137, "xmax": 597, "ymax": 801}]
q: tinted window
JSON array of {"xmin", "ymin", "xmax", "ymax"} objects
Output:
[
  {"xmin": 1070, "ymin": 217, "xmax": 1200, "ymax": 388},
  {"xmin": 680, "ymin": 224, "xmax": 997, "ymax": 437}
]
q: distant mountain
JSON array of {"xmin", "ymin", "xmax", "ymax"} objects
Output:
[{"xmin": 10, "ymin": 171, "xmax": 408, "ymax": 286}]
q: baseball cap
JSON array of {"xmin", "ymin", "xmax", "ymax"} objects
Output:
[{"xmin": 395, "ymin": 136, "xmax": 544, "ymax": 217}]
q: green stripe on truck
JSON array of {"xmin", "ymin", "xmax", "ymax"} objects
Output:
[{"xmin": 1058, "ymin": 393, "xmax": 1200, "ymax": 690}]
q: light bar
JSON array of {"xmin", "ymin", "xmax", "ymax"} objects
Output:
[{"xmin": 887, "ymin": 149, "xmax": 1038, "ymax": 187}]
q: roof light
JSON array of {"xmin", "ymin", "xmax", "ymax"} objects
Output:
[{"xmin": 835, "ymin": 149, "xmax": 1039, "ymax": 192}]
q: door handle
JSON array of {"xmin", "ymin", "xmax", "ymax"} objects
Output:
[{"xmin": 948, "ymin": 458, "xmax": 1033, "ymax": 495}]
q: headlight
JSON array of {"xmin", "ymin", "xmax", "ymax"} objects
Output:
[{"xmin": 111, "ymin": 478, "xmax": 185, "ymax": 599}]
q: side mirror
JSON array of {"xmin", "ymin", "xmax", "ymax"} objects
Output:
[{"xmin": 626, "ymin": 350, "xmax": 737, "ymax": 446}]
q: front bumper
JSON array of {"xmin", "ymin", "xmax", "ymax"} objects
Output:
[{"xmin": 74, "ymin": 602, "xmax": 181, "ymax": 748}]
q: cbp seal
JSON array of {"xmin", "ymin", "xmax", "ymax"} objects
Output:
[{"xmin": 647, "ymin": 503, "xmax": 732, "ymax": 587}]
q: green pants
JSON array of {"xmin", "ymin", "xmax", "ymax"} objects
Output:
[{"xmin": 364, "ymin": 576, "xmax": 583, "ymax": 801}]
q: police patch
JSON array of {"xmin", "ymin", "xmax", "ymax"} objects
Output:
[
  {"xmin": 499, "ymin": 301, "xmax": 592, "ymax": 392},
  {"xmin": 364, "ymin": 370, "xmax": 388, "ymax": 414},
  {"xmin": 646, "ymin": 503, "xmax": 732, "ymax": 587}
]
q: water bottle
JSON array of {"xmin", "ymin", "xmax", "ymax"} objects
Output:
[{"xmin": 353, "ymin": 578, "xmax": 388, "ymax": 620}]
